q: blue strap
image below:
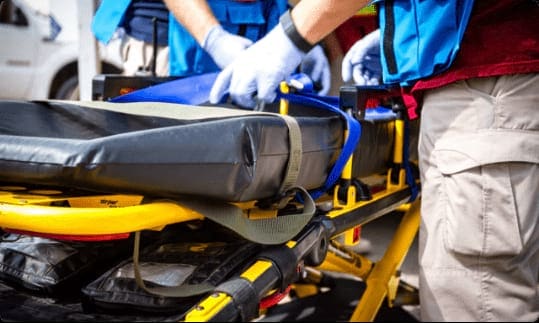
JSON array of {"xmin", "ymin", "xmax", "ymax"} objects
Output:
[{"xmin": 276, "ymin": 91, "xmax": 361, "ymax": 200}]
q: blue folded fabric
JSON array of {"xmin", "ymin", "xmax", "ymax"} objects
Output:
[{"xmin": 110, "ymin": 72, "xmax": 220, "ymax": 105}]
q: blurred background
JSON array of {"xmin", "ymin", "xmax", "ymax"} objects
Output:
[
  {"xmin": 0, "ymin": 0, "xmax": 123, "ymax": 101},
  {"xmin": 0, "ymin": 0, "xmax": 378, "ymax": 101}
]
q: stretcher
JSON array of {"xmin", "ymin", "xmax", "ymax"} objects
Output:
[{"xmin": 0, "ymin": 75, "xmax": 421, "ymax": 322}]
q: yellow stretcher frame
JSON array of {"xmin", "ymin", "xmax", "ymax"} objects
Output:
[{"xmin": 0, "ymin": 84, "xmax": 420, "ymax": 322}]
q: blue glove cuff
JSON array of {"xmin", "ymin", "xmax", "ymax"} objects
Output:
[{"xmin": 279, "ymin": 9, "xmax": 315, "ymax": 53}]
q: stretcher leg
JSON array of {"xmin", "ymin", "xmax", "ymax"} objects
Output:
[{"xmin": 349, "ymin": 199, "xmax": 420, "ymax": 322}]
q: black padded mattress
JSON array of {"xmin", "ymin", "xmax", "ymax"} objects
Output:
[{"xmin": 0, "ymin": 100, "xmax": 410, "ymax": 202}]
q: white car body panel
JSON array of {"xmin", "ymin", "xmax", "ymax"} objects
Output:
[{"xmin": 0, "ymin": 0, "xmax": 123, "ymax": 100}]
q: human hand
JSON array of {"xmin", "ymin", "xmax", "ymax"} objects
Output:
[
  {"xmin": 202, "ymin": 25, "xmax": 254, "ymax": 69},
  {"xmin": 300, "ymin": 45, "xmax": 331, "ymax": 95},
  {"xmin": 209, "ymin": 23, "xmax": 305, "ymax": 108},
  {"xmin": 341, "ymin": 29, "xmax": 382, "ymax": 86}
]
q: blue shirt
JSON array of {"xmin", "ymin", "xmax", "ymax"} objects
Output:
[{"xmin": 121, "ymin": 0, "xmax": 169, "ymax": 46}]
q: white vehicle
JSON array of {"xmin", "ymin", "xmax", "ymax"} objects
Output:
[{"xmin": 0, "ymin": 0, "xmax": 123, "ymax": 100}]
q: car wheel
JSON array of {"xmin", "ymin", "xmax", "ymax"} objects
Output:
[{"xmin": 53, "ymin": 75, "xmax": 80, "ymax": 100}]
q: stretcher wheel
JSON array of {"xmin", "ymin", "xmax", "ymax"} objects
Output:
[{"xmin": 304, "ymin": 233, "xmax": 328, "ymax": 266}]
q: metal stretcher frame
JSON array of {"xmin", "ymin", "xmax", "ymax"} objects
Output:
[
  {"xmin": 182, "ymin": 85, "xmax": 421, "ymax": 321},
  {"xmin": 0, "ymin": 84, "xmax": 421, "ymax": 322}
]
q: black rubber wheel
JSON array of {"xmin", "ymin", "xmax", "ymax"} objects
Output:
[{"xmin": 53, "ymin": 75, "xmax": 79, "ymax": 100}]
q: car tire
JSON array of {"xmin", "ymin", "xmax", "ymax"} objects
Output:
[{"xmin": 53, "ymin": 75, "xmax": 80, "ymax": 100}]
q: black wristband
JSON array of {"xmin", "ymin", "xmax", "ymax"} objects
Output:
[{"xmin": 279, "ymin": 9, "xmax": 315, "ymax": 53}]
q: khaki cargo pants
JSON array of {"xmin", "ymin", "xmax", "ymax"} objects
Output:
[{"xmin": 418, "ymin": 74, "xmax": 539, "ymax": 322}]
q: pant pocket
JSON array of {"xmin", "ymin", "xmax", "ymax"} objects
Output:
[
  {"xmin": 440, "ymin": 160, "xmax": 523, "ymax": 257},
  {"xmin": 433, "ymin": 130, "xmax": 539, "ymax": 257}
]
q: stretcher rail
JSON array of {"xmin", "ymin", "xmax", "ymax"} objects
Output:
[{"xmin": 0, "ymin": 83, "xmax": 421, "ymax": 322}]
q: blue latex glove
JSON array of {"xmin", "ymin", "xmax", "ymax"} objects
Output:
[
  {"xmin": 300, "ymin": 45, "xmax": 331, "ymax": 95},
  {"xmin": 202, "ymin": 25, "xmax": 254, "ymax": 69},
  {"xmin": 209, "ymin": 23, "xmax": 305, "ymax": 108},
  {"xmin": 342, "ymin": 29, "xmax": 382, "ymax": 86}
]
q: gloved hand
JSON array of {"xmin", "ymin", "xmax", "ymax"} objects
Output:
[
  {"xmin": 300, "ymin": 45, "xmax": 331, "ymax": 95},
  {"xmin": 202, "ymin": 24, "xmax": 253, "ymax": 69},
  {"xmin": 209, "ymin": 23, "xmax": 305, "ymax": 108},
  {"xmin": 342, "ymin": 29, "xmax": 382, "ymax": 86}
]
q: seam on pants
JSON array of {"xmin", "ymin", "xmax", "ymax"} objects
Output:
[{"xmin": 482, "ymin": 178, "xmax": 490, "ymax": 321}]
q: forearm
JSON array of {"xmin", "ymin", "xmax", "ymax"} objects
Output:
[
  {"xmin": 163, "ymin": 0, "xmax": 219, "ymax": 44},
  {"xmin": 292, "ymin": 0, "xmax": 370, "ymax": 45}
]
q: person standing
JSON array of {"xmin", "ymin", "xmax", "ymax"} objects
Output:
[
  {"xmin": 92, "ymin": 0, "xmax": 331, "ymax": 94},
  {"xmin": 92, "ymin": 0, "xmax": 171, "ymax": 76},
  {"xmin": 208, "ymin": 0, "xmax": 539, "ymax": 321}
]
